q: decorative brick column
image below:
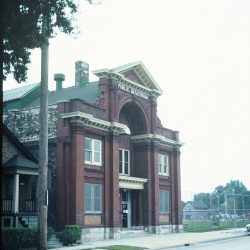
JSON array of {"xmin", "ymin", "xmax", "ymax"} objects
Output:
[
  {"xmin": 109, "ymin": 131, "xmax": 120, "ymax": 238},
  {"xmin": 69, "ymin": 125, "xmax": 84, "ymax": 225},
  {"xmin": 149, "ymin": 142, "xmax": 160, "ymax": 232},
  {"xmin": 171, "ymin": 147, "xmax": 182, "ymax": 229}
]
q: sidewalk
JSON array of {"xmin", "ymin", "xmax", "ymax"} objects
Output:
[{"xmin": 52, "ymin": 228, "xmax": 247, "ymax": 250}]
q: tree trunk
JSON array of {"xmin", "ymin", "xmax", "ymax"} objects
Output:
[{"xmin": 37, "ymin": 37, "xmax": 49, "ymax": 250}]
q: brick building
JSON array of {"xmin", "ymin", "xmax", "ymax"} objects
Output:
[{"xmin": 3, "ymin": 61, "xmax": 183, "ymax": 239}]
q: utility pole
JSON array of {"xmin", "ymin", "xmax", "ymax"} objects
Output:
[
  {"xmin": 37, "ymin": 13, "xmax": 49, "ymax": 250},
  {"xmin": 224, "ymin": 191, "xmax": 228, "ymax": 215},
  {"xmin": 233, "ymin": 189, "xmax": 236, "ymax": 231}
]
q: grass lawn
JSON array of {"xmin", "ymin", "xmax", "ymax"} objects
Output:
[{"xmin": 183, "ymin": 220, "xmax": 248, "ymax": 232}]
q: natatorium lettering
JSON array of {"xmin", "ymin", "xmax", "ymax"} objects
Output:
[{"xmin": 118, "ymin": 83, "xmax": 149, "ymax": 99}]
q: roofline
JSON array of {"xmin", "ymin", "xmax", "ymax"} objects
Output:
[
  {"xmin": 3, "ymin": 82, "xmax": 40, "ymax": 102},
  {"xmin": 93, "ymin": 61, "xmax": 163, "ymax": 95},
  {"xmin": 3, "ymin": 123, "xmax": 38, "ymax": 163}
]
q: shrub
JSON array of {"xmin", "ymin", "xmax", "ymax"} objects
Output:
[
  {"xmin": 62, "ymin": 225, "xmax": 82, "ymax": 246},
  {"xmin": 2, "ymin": 228, "xmax": 37, "ymax": 250}
]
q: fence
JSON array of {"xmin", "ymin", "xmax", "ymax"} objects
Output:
[{"xmin": 182, "ymin": 191, "xmax": 250, "ymax": 232}]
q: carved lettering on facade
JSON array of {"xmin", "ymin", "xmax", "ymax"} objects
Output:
[{"xmin": 118, "ymin": 83, "xmax": 149, "ymax": 99}]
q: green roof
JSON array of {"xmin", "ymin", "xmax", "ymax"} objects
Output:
[
  {"xmin": 3, "ymin": 83, "xmax": 40, "ymax": 102},
  {"xmin": 26, "ymin": 81, "xmax": 100, "ymax": 108},
  {"xmin": 3, "ymin": 81, "xmax": 100, "ymax": 109}
]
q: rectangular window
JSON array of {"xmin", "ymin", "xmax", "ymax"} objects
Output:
[
  {"xmin": 84, "ymin": 183, "xmax": 102, "ymax": 213},
  {"xmin": 158, "ymin": 154, "xmax": 169, "ymax": 176},
  {"xmin": 119, "ymin": 149, "xmax": 130, "ymax": 175},
  {"xmin": 84, "ymin": 137, "xmax": 102, "ymax": 165},
  {"xmin": 160, "ymin": 190, "xmax": 170, "ymax": 213}
]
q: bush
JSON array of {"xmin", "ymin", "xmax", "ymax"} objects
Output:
[
  {"xmin": 62, "ymin": 225, "xmax": 82, "ymax": 246},
  {"xmin": 2, "ymin": 226, "xmax": 55, "ymax": 249},
  {"xmin": 2, "ymin": 228, "xmax": 37, "ymax": 250}
]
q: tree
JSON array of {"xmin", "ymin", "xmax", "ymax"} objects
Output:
[
  {"xmin": 213, "ymin": 180, "xmax": 248, "ymax": 214},
  {"xmin": 3, "ymin": 1, "xmax": 78, "ymax": 249},
  {"xmin": 3, "ymin": 0, "xmax": 78, "ymax": 83},
  {"xmin": 192, "ymin": 180, "xmax": 249, "ymax": 214},
  {"xmin": 193, "ymin": 192, "xmax": 211, "ymax": 208}
]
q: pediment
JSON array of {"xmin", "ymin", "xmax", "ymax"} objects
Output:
[
  {"xmin": 93, "ymin": 61, "xmax": 163, "ymax": 96},
  {"xmin": 120, "ymin": 69, "xmax": 146, "ymax": 87}
]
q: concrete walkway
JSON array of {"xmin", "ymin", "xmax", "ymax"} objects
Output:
[{"xmin": 51, "ymin": 228, "xmax": 247, "ymax": 250}]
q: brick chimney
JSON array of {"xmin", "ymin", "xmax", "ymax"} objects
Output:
[
  {"xmin": 54, "ymin": 73, "xmax": 65, "ymax": 90},
  {"xmin": 75, "ymin": 61, "xmax": 89, "ymax": 86}
]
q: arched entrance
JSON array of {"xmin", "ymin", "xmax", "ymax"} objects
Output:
[{"xmin": 118, "ymin": 102, "xmax": 149, "ymax": 230}]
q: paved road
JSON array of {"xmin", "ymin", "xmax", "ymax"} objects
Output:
[{"xmin": 165, "ymin": 236, "xmax": 250, "ymax": 250}]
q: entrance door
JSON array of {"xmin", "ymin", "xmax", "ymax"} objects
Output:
[{"xmin": 121, "ymin": 190, "xmax": 131, "ymax": 229}]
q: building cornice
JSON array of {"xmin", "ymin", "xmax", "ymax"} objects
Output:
[
  {"xmin": 130, "ymin": 134, "xmax": 184, "ymax": 148},
  {"xmin": 60, "ymin": 111, "xmax": 130, "ymax": 134},
  {"xmin": 93, "ymin": 70, "xmax": 162, "ymax": 99}
]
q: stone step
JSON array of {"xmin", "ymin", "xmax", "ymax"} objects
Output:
[
  {"xmin": 47, "ymin": 235, "xmax": 63, "ymax": 249},
  {"xmin": 120, "ymin": 229, "xmax": 148, "ymax": 238}
]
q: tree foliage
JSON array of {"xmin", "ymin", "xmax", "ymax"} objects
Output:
[
  {"xmin": 3, "ymin": 0, "xmax": 78, "ymax": 83},
  {"xmin": 192, "ymin": 180, "xmax": 250, "ymax": 213}
]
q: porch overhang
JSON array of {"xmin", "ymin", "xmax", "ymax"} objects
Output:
[
  {"xmin": 119, "ymin": 175, "xmax": 148, "ymax": 190},
  {"xmin": 3, "ymin": 155, "xmax": 38, "ymax": 175}
]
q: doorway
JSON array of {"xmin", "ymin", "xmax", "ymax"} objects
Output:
[{"xmin": 121, "ymin": 189, "xmax": 131, "ymax": 229}]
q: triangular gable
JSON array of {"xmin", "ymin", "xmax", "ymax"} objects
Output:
[
  {"xmin": 2, "ymin": 124, "xmax": 38, "ymax": 164},
  {"xmin": 93, "ymin": 61, "xmax": 163, "ymax": 96},
  {"xmin": 110, "ymin": 61, "xmax": 163, "ymax": 94}
]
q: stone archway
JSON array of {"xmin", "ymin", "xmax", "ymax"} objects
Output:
[{"xmin": 118, "ymin": 102, "xmax": 148, "ymax": 135}]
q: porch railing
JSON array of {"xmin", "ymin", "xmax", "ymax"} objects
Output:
[
  {"xmin": 24, "ymin": 199, "xmax": 36, "ymax": 212},
  {"xmin": 2, "ymin": 199, "xmax": 13, "ymax": 212}
]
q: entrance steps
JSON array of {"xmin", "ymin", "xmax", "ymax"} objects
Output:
[
  {"xmin": 120, "ymin": 229, "xmax": 148, "ymax": 238},
  {"xmin": 47, "ymin": 234, "xmax": 63, "ymax": 249}
]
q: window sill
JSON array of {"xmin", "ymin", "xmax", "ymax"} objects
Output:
[
  {"xmin": 84, "ymin": 212, "xmax": 102, "ymax": 215},
  {"xmin": 85, "ymin": 161, "xmax": 102, "ymax": 167},
  {"xmin": 159, "ymin": 173, "xmax": 169, "ymax": 177}
]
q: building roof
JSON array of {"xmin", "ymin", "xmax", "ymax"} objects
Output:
[
  {"xmin": 192, "ymin": 200, "xmax": 209, "ymax": 210},
  {"xmin": 3, "ymin": 124, "xmax": 38, "ymax": 163},
  {"xmin": 26, "ymin": 81, "xmax": 100, "ymax": 108},
  {"xmin": 3, "ymin": 83, "xmax": 40, "ymax": 102},
  {"xmin": 3, "ymin": 154, "xmax": 38, "ymax": 169}
]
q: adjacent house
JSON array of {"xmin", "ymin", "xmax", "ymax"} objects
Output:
[
  {"xmin": 183, "ymin": 200, "xmax": 209, "ymax": 221},
  {"xmin": 3, "ymin": 61, "xmax": 183, "ymax": 239},
  {"xmin": 2, "ymin": 124, "xmax": 38, "ymax": 228}
]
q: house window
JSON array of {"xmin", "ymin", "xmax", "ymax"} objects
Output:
[
  {"xmin": 84, "ymin": 137, "xmax": 101, "ymax": 165},
  {"xmin": 160, "ymin": 190, "xmax": 170, "ymax": 213},
  {"xmin": 158, "ymin": 154, "xmax": 169, "ymax": 176},
  {"xmin": 84, "ymin": 183, "xmax": 102, "ymax": 213},
  {"xmin": 119, "ymin": 149, "xmax": 129, "ymax": 175}
]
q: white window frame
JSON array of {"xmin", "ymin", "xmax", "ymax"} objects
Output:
[
  {"xmin": 160, "ymin": 190, "xmax": 170, "ymax": 214},
  {"xmin": 158, "ymin": 154, "xmax": 169, "ymax": 176},
  {"xmin": 119, "ymin": 148, "xmax": 130, "ymax": 176},
  {"xmin": 84, "ymin": 137, "xmax": 102, "ymax": 166},
  {"xmin": 84, "ymin": 183, "xmax": 102, "ymax": 213}
]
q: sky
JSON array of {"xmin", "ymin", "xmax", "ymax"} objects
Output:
[{"xmin": 3, "ymin": 0, "xmax": 250, "ymax": 200}]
